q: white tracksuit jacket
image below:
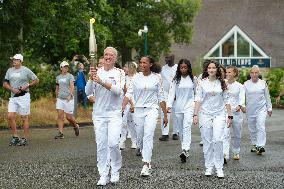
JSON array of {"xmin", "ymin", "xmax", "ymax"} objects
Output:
[
  {"xmin": 243, "ymin": 79, "xmax": 272, "ymax": 147},
  {"xmin": 167, "ymin": 76, "xmax": 195, "ymax": 151},
  {"xmin": 120, "ymin": 75, "xmax": 137, "ymax": 144},
  {"xmin": 126, "ymin": 72, "xmax": 165, "ymax": 163},
  {"xmin": 195, "ymin": 78, "xmax": 229, "ymax": 170},
  {"xmin": 85, "ymin": 67, "xmax": 125, "ymax": 178},
  {"xmin": 161, "ymin": 64, "xmax": 178, "ymax": 135},
  {"xmin": 223, "ymin": 81, "xmax": 245, "ymax": 158}
]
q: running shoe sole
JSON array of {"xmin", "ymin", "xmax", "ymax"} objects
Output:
[{"xmin": 180, "ymin": 153, "xmax": 187, "ymax": 163}]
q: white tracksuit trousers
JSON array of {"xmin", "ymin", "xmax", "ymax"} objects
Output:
[
  {"xmin": 199, "ymin": 112, "xmax": 226, "ymax": 170},
  {"xmin": 175, "ymin": 108, "xmax": 194, "ymax": 151},
  {"xmin": 161, "ymin": 93, "xmax": 178, "ymax": 135},
  {"xmin": 247, "ymin": 110, "xmax": 267, "ymax": 147},
  {"xmin": 134, "ymin": 107, "xmax": 159, "ymax": 163},
  {"xmin": 223, "ymin": 112, "xmax": 243, "ymax": 157},
  {"xmin": 93, "ymin": 114, "xmax": 122, "ymax": 177},
  {"xmin": 120, "ymin": 105, "xmax": 137, "ymax": 144}
]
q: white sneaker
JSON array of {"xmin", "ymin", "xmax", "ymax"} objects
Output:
[
  {"xmin": 97, "ymin": 176, "xmax": 109, "ymax": 186},
  {"xmin": 119, "ymin": 142, "xmax": 125, "ymax": 150},
  {"xmin": 127, "ymin": 133, "xmax": 131, "ymax": 139},
  {"xmin": 216, "ymin": 169, "xmax": 224, "ymax": 178},
  {"xmin": 131, "ymin": 142, "xmax": 137, "ymax": 149},
  {"xmin": 110, "ymin": 172, "xmax": 119, "ymax": 184},
  {"xmin": 205, "ymin": 167, "xmax": 213, "ymax": 177},
  {"xmin": 140, "ymin": 165, "xmax": 151, "ymax": 177},
  {"xmin": 233, "ymin": 153, "xmax": 240, "ymax": 160}
]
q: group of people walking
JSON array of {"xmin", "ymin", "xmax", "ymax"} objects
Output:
[{"xmin": 3, "ymin": 48, "xmax": 273, "ymax": 186}]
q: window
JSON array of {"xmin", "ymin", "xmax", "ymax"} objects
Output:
[
  {"xmin": 211, "ymin": 48, "xmax": 220, "ymax": 57},
  {"xmin": 204, "ymin": 25, "xmax": 269, "ymax": 59},
  {"xmin": 222, "ymin": 35, "xmax": 234, "ymax": 57},
  {"xmin": 237, "ymin": 33, "xmax": 249, "ymax": 57},
  {"xmin": 252, "ymin": 47, "xmax": 261, "ymax": 57}
]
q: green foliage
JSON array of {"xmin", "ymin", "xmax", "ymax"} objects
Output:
[
  {"xmin": 107, "ymin": 0, "xmax": 200, "ymax": 61},
  {"xmin": 0, "ymin": 0, "xmax": 112, "ymax": 64},
  {"xmin": 237, "ymin": 68, "xmax": 284, "ymax": 107},
  {"xmin": 1, "ymin": 0, "xmax": 201, "ymax": 99},
  {"xmin": 237, "ymin": 68, "xmax": 250, "ymax": 84},
  {"xmin": 266, "ymin": 68, "xmax": 284, "ymax": 97},
  {"xmin": 0, "ymin": 58, "xmax": 12, "ymax": 99},
  {"xmin": 24, "ymin": 60, "xmax": 58, "ymax": 100},
  {"xmin": 192, "ymin": 57, "xmax": 203, "ymax": 76},
  {"xmin": 0, "ymin": 0, "xmax": 201, "ymax": 65}
]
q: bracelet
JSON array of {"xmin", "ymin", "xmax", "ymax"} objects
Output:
[
  {"xmin": 193, "ymin": 114, "xmax": 198, "ymax": 117},
  {"xmin": 228, "ymin": 115, "xmax": 233, "ymax": 119}
]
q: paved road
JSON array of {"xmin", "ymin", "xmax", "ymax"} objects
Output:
[{"xmin": 0, "ymin": 110, "xmax": 283, "ymax": 189}]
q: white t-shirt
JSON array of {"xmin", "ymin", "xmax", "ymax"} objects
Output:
[
  {"xmin": 243, "ymin": 79, "xmax": 272, "ymax": 117},
  {"xmin": 227, "ymin": 81, "xmax": 245, "ymax": 111},
  {"xmin": 161, "ymin": 64, "xmax": 178, "ymax": 94},
  {"xmin": 85, "ymin": 67, "xmax": 125, "ymax": 117},
  {"xmin": 167, "ymin": 76, "xmax": 195, "ymax": 113},
  {"xmin": 125, "ymin": 74, "xmax": 135, "ymax": 91},
  {"xmin": 126, "ymin": 72, "xmax": 165, "ymax": 109},
  {"xmin": 124, "ymin": 74, "xmax": 136, "ymax": 103},
  {"xmin": 195, "ymin": 78, "xmax": 229, "ymax": 115}
]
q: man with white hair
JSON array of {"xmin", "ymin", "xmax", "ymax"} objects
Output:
[
  {"xmin": 85, "ymin": 47, "xmax": 125, "ymax": 186},
  {"xmin": 3, "ymin": 54, "xmax": 39, "ymax": 146},
  {"xmin": 243, "ymin": 65, "xmax": 272, "ymax": 155}
]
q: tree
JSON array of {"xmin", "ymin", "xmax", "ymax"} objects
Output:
[
  {"xmin": 0, "ymin": 0, "xmax": 200, "ymax": 65},
  {"xmin": 104, "ymin": 0, "xmax": 200, "ymax": 62}
]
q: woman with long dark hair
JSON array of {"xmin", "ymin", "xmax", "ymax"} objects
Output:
[
  {"xmin": 167, "ymin": 59, "xmax": 195, "ymax": 163},
  {"xmin": 122, "ymin": 56, "xmax": 168, "ymax": 177},
  {"xmin": 193, "ymin": 60, "xmax": 232, "ymax": 178}
]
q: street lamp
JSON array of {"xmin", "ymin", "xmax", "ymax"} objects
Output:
[{"xmin": 138, "ymin": 25, "xmax": 148, "ymax": 55}]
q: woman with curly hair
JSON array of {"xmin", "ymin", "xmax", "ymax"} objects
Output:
[
  {"xmin": 193, "ymin": 60, "xmax": 232, "ymax": 178},
  {"xmin": 122, "ymin": 56, "xmax": 168, "ymax": 177},
  {"xmin": 167, "ymin": 59, "xmax": 195, "ymax": 163}
]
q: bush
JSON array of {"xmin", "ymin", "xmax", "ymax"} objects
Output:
[
  {"xmin": 238, "ymin": 67, "xmax": 284, "ymax": 107},
  {"xmin": 266, "ymin": 68, "xmax": 284, "ymax": 98}
]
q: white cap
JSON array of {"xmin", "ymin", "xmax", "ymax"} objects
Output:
[
  {"xmin": 60, "ymin": 61, "xmax": 69, "ymax": 68},
  {"xmin": 10, "ymin": 54, "xmax": 23, "ymax": 62}
]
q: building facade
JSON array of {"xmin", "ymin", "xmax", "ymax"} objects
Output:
[{"xmin": 169, "ymin": 0, "xmax": 284, "ymax": 68}]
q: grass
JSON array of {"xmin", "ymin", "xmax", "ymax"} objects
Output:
[{"xmin": 0, "ymin": 97, "xmax": 93, "ymax": 129}]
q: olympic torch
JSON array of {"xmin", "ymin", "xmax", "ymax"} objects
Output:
[{"xmin": 89, "ymin": 18, "xmax": 97, "ymax": 72}]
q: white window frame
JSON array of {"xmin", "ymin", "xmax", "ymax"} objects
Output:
[{"xmin": 204, "ymin": 25, "xmax": 269, "ymax": 59}]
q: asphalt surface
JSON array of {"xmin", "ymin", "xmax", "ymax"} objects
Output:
[{"xmin": 0, "ymin": 110, "xmax": 284, "ymax": 189}]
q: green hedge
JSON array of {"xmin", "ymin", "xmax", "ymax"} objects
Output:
[
  {"xmin": 238, "ymin": 68, "xmax": 284, "ymax": 107},
  {"xmin": 1, "ymin": 61, "xmax": 284, "ymax": 107}
]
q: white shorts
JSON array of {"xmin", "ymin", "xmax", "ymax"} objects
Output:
[
  {"xmin": 56, "ymin": 98, "xmax": 74, "ymax": 114},
  {"xmin": 8, "ymin": 93, "xmax": 31, "ymax": 115}
]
